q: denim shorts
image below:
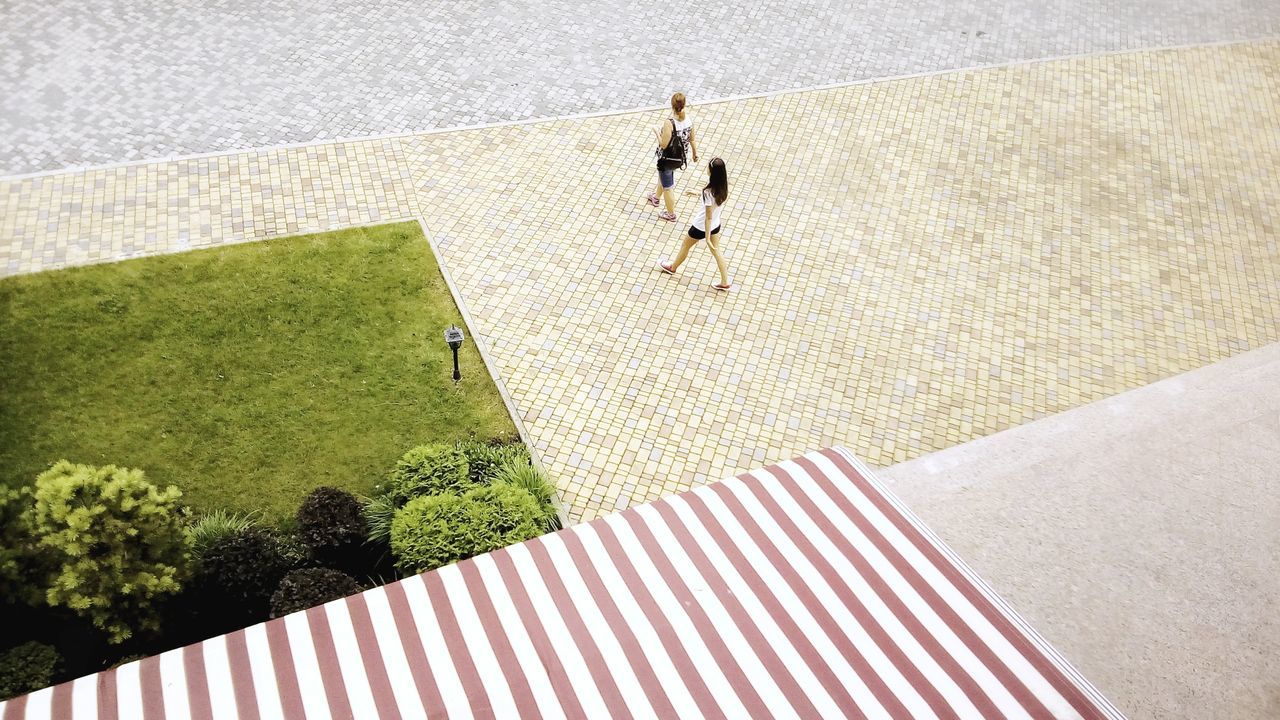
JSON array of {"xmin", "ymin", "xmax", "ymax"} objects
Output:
[{"xmin": 658, "ymin": 167, "xmax": 675, "ymax": 189}]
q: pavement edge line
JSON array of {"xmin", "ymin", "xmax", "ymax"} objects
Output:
[{"xmin": 414, "ymin": 217, "xmax": 572, "ymax": 529}]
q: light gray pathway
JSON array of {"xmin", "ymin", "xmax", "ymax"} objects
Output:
[
  {"xmin": 2, "ymin": 0, "xmax": 1279, "ymax": 175},
  {"xmin": 880, "ymin": 341, "xmax": 1280, "ymax": 719}
]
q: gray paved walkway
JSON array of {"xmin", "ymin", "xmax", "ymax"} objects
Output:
[
  {"xmin": 880, "ymin": 341, "xmax": 1280, "ymax": 719},
  {"xmin": 2, "ymin": 0, "xmax": 1278, "ymax": 175}
]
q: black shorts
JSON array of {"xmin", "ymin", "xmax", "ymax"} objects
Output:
[{"xmin": 688, "ymin": 225, "xmax": 721, "ymax": 240}]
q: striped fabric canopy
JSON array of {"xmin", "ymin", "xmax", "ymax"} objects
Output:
[{"xmin": 2, "ymin": 447, "xmax": 1124, "ymax": 719}]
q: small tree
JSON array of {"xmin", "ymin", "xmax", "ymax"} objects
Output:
[{"xmin": 27, "ymin": 461, "xmax": 189, "ymax": 644}]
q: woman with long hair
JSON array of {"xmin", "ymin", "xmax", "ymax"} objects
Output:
[
  {"xmin": 659, "ymin": 157, "xmax": 732, "ymax": 290},
  {"xmin": 647, "ymin": 92, "xmax": 699, "ymax": 222}
]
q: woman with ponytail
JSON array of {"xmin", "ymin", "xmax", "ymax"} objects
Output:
[{"xmin": 647, "ymin": 92, "xmax": 699, "ymax": 222}]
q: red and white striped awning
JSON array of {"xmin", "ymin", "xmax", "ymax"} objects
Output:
[{"xmin": 2, "ymin": 447, "xmax": 1124, "ymax": 719}]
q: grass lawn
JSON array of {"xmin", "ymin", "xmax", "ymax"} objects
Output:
[{"xmin": 0, "ymin": 222, "xmax": 517, "ymax": 523}]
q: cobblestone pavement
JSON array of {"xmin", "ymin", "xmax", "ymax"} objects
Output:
[
  {"xmin": 2, "ymin": 0, "xmax": 1279, "ymax": 175},
  {"xmin": 3, "ymin": 43, "xmax": 1279, "ymax": 521}
]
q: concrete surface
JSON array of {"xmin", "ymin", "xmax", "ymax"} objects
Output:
[
  {"xmin": 2, "ymin": 0, "xmax": 1279, "ymax": 174},
  {"xmin": 879, "ymin": 341, "xmax": 1280, "ymax": 719}
]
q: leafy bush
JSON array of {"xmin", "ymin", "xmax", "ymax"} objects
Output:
[
  {"xmin": 491, "ymin": 459, "xmax": 562, "ymax": 532},
  {"xmin": 186, "ymin": 509, "xmax": 259, "ymax": 560},
  {"xmin": 467, "ymin": 483, "xmax": 546, "ymax": 545},
  {"xmin": 270, "ymin": 568, "xmax": 362, "ymax": 618},
  {"xmin": 0, "ymin": 487, "xmax": 36, "ymax": 606},
  {"xmin": 26, "ymin": 461, "xmax": 189, "ymax": 644},
  {"xmin": 194, "ymin": 528, "xmax": 298, "ymax": 627},
  {"xmin": 297, "ymin": 487, "xmax": 366, "ymax": 555},
  {"xmin": 275, "ymin": 532, "xmax": 313, "ymax": 570},
  {"xmin": 0, "ymin": 642, "xmax": 61, "ymax": 700},
  {"xmin": 387, "ymin": 444, "xmax": 472, "ymax": 502},
  {"xmin": 363, "ymin": 492, "xmax": 399, "ymax": 546},
  {"xmin": 391, "ymin": 483, "xmax": 543, "ymax": 574},
  {"xmin": 390, "ymin": 494, "xmax": 470, "ymax": 574},
  {"xmin": 459, "ymin": 440, "xmax": 528, "ymax": 484}
]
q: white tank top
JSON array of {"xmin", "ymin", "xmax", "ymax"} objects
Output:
[
  {"xmin": 671, "ymin": 114, "xmax": 692, "ymax": 149},
  {"xmin": 691, "ymin": 189, "xmax": 723, "ymax": 231}
]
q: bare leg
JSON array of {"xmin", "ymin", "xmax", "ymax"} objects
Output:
[
  {"xmin": 707, "ymin": 232, "xmax": 731, "ymax": 286},
  {"xmin": 669, "ymin": 235, "xmax": 699, "ymax": 271},
  {"xmin": 661, "ymin": 187, "xmax": 676, "ymax": 214}
]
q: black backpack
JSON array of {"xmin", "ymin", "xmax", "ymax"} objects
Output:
[{"xmin": 657, "ymin": 119, "xmax": 687, "ymax": 171}]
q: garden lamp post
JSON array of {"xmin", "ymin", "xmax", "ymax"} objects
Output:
[{"xmin": 444, "ymin": 325, "xmax": 465, "ymax": 383}]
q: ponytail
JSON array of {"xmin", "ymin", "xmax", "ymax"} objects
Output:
[{"xmin": 671, "ymin": 92, "xmax": 687, "ymax": 120}]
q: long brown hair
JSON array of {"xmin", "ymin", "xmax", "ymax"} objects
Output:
[{"xmin": 705, "ymin": 157, "xmax": 728, "ymax": 205}]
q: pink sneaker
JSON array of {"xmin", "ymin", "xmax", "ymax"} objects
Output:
[
  {"xmin": 711, "ymin": 282, "xmax": 733, "ymax": 291},
  {"xmin": 658, "ymin": 261, "xmax": 676, "ymax": 274},
  {"xmin": 658, "ymin": 211, "xmax": 677, "ymax": 223},
  {"xmin": 646, "ymin": 193, "xmax": 660, "ymax": 207}
]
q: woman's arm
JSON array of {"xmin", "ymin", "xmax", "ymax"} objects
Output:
[
  {"xmin": 704, "ymin": 200, "xmax": 714, "ymax": 237},
  {"xmin": 655, "ymin": 120, "xmax": 672, "ymax": 147},
  {"xmin": 689, "ymin": 126, "xmax": 699, "ymax": 162}
]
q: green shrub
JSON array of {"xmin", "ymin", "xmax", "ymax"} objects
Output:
[
  {"xmin": 467, "ymin": 483, "xmax": 545, "ymax": 546},
  {"xmin": 491, "ymin": 459, "xmax": 562, "ymax": 532},
  {"xmin": 270, "ymin": 568, "xmax": 362, "ymax": 618},
  {"xmin": 297, "ymin": 487, "xmax": 369, "ymax": 575},
  {"xmin": 27, "ymin": 461, "xmax": 189, "ymax": 644},
  {"xmin": 0, "ymin": 487, "xmax": 37, "ymax": 606},
  {"xmin": 194, "ymin": 528, "xmax": 298, "ymax": 626},
  {"xmin": 390, "ymin": 494, "xmax": 470, "ymax": 574},
  {"xmin": 391, "ymin": 484, "xmax": 543, "ymax": 574},
  {"xmin": 363, "ymin": 492, "xmax": 399, "ymax": 546},
  {"xmin": 298, "ymin": 487, "xmax": 366, "ymax": 552},
  {"xmin": 0, "ymin": 642, "xmax": 61, "ymax": 700},
  {"xmin": 276, "ymin": 532, "xmax": 313, "ymax": 569},
  {"xmin": 387, "ymin": 444, "xmax": 472, "ymax": 502},
  {"xmin": 186, "ymin": 509, "xmax": 259, "ymax": 560},
  {"xmin": 459, "ymin": 440, "xmax": 529, "ymax": 484}
]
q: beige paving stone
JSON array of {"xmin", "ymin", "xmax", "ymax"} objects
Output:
[
  {"xmin": 2, "ymin": 43, "xmax": 1278, "ymax": 523},
  {"xmin": 0, "ymin": 140, "xmax": 417, "ymax": 272},
  {"xmin": 403, "ymin": 43, "xmax": 1280, "ymax": 519}
]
